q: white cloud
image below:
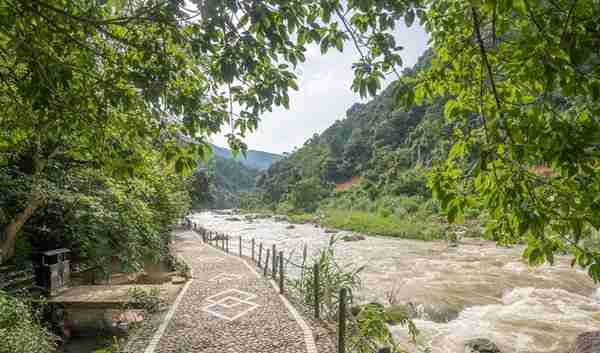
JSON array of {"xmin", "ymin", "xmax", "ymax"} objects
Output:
[{"xmin": 211, "ymin": 23, "xmax": 429, "ymax": 154}]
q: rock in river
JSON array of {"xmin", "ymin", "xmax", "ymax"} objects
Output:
[
  {"xmin": 464, "ymin": 338, "xmax": 501, "ymax": 353},
  {"xmin": 342, "ymin": 234, "xmax": 366, "ymax": 242},
  {"xmin": 572, "ymin": 331, "xmax": 600, "ymax": 353}
]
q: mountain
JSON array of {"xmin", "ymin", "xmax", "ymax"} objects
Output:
[
  {"xmin": 256, "ymin": 49, "xmax": 450, "ymax": 209},
  {"xmin": 211, "ymin": 144, "xmax": 283, "ymax": 170},
  {"xmin": 191, "ymin": 154, "xmax": 260, "ymax": 209}
]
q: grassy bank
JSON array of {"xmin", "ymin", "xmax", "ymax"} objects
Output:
[
  {"xmin": 319, "ymin": 209, "xmax": 446, "ymax": 240},
  {"xmin": 287, "ymin": 209, "xmax": 447, "ymax": 240}
]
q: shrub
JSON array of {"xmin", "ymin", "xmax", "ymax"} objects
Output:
[
  {"xmin": 292, "ymin": 238, "xmax": 363, "ymax": 319},
  {"xmin": 128, "ymin": 287, "xmax": 163, "ymax": 313},
  {"xmin": 0, "ymin": 291, "xmax": 56, "ymax": 353},
  {"xmin": 283, "ymin": 177, "xmax": 331, "ymax": 212}
]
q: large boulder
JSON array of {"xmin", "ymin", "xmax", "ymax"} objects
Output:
[
  {"xmin": 464, "ymin": 338, "xmax": 501, "ymax": 353},
  {"xmin": 572, "ymin": 331, "xmax": 600, "ymax": 353}
]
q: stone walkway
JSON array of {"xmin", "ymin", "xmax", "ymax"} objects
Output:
[{"xmin": 138, "ymin": 230, "xmax": 318, "ymax": 353}]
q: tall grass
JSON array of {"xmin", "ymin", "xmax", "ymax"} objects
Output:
[{"xmin": 321, "ymin": 209, "xmax": 445, "ymax": 241}]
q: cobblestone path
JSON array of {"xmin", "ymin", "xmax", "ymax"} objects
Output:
[{"xmin": 144, "ymin": 230, "xmax": 317, "ymax": 353}]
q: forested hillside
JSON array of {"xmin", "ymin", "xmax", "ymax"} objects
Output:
[
  {"xmin": 191, "ymin": 154, "xmax": 260, "ymax": 209},
  {"xmin": 245, "ymin": 50, "xmax": 461, "ymax": 239},
  {"xmin": 191, "ymin": 145, "xmax": 283, "ymax": 209},
  {"xmin": 254, "ymin": 51, "xmax": 443, "ymax": 209}
]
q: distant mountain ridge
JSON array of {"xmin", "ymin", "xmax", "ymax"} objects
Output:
[{"xmin": 211, "ymin": 144, "xmax": 283, "ymax": 170}]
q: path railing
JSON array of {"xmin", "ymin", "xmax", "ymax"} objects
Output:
[{"xmin": 187, "ymin": 223, "xmax": 393, "ymax": 353}]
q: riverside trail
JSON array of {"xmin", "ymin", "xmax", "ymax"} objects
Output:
[{"xmin": 126, "ymin": 229, "xmax": 328, "ymax": 353}]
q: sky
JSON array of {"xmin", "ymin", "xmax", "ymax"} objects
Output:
[{"xmin": 211, "ymin": 23, "xmax": 430, "ymax": 155}]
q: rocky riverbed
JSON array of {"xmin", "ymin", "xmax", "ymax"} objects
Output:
[{"xmin": 190, "ymin": 210, "xmax": 600, "ymax": 353}]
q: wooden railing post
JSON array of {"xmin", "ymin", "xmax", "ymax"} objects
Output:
[
  {"xmin": 258, "ymin": 243, "xmax": 263, "ymax": 267},
  {"xmin": 301, "ymin": 244, "xmax": 307, "ymax": 291},
  {"xmin": 264, "ymin": 249, "xmax": 270, "ymax": 277},
  {"xmin": 226, "ymin": 235, "xmax": 229, "ymax": 253},
  {"xmin": 251, "ymin": 238, "xmax": 255, "ymax": 261},
  {"xmin": 272, "ymin": 244, "xmax": 277, "ymax": 278},
  {"xmin": 279, "ymin": 251, "xmax": 284, "ymax": 294},
  {"xmin": 314, "ymin": 263, "xmax": 320, "ymax": 319},
  {"xmin": 239, "ymin": 236, "xmax": 242, "ymax": 257},
  {"xmin": 338, "ymin": 288, "xmax": 347, "ymax": 353}
]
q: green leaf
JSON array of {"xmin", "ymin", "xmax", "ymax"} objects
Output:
[{"xmin": 404, "ymin": 9, "xmax": 415, "ymax": 27}]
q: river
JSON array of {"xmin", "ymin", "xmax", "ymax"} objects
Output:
[{"xmin": 190, "ymin": 210, "xmax": 600, "ymax": 353}]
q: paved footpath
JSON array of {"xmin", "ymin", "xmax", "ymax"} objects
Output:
[{"xmin": 141, "ymin": 230, "xmax": 318, "ymax": 353}]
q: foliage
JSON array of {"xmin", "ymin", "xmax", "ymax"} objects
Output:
[
  {"xmin": 320, "ymin": 209, "xmax": 445, "ymax": 241},
  {"xmin": 405, "ymin": 0, "xmax": 600, "ymax": 280},
  {"xmin": 128, "ymin": 287, "xmax": 164, "ymax": 313},
  {"xmin": 349, "ymin": 303, "xmax": 417, "ymax": 353},
  {"xmin": 63, "ymin": 167, "xmax": 190, "ymax": 273},
  {"xmin": 1, "ymin": 0, "xmax": 421, "ymax": 263},
  {"xmin": 282, "ymin": 177, "xmax": 332, "ymax": 212},
  {"xmin": 170, "ymin": 255, "xmax": 192, "ymax": 279},
  {"xmin": 0, "ymin": 291, "xmax": 56, "ymax": 353},
  {"xmin": 239, "ymin": 191, "xmax": 271, "ymax": 211},
  {"xmin": 0, "ymin": 158, "xmax": 191, "ymax": 272},
  {"xmin": 191, "ymin": 153, "xmax": 260, "ymax": 209},
  {"xmin": 292, "ymin": 237, "xmax": 363, "ymax": 320}
]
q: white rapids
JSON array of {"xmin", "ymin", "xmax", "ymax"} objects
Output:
[{"xmin": 191, "ymin": 211, "xmax": 600, "ymax": 353}]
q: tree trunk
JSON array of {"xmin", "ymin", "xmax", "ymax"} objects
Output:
[{"xmin": 1, "ymin": 197, "xmax": 43, "ymax": 263}]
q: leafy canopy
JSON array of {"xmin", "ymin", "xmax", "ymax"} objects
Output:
[
  {"xmin": 407, "ymin": 0, "xmax": 600, "ymax": 279},
  {"xmin": 0, "ymin": 0, "xmax": 416, "ymax": 263}
]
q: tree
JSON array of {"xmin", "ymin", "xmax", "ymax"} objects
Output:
[
  {"xmin": 407, "ymin": 0, "xmax": 600, "ymax": 279},
  {"xmin": 284, "ymin": 177, "xmax": 331, "ymax": 212},
  {"xmin": 1, "ymin": 0, "xmax": 417, "ymax": 262}
]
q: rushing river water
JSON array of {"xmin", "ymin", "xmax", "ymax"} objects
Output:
[{"xmin": 191, "ymin": 211, "xmax": 600, "ymax": 353}]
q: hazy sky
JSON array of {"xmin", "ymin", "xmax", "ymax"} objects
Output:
[{"xmin": 211, "ymin": 24, "xmax": 429, "ymax": 154}]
